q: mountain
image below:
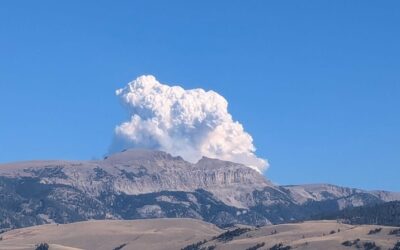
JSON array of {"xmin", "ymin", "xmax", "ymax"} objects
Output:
[
  {"xmin": 1, "ymin": 219, "xmax": 400, "ymax": 250},
  {"xmin": 0, "ymin": 149, "xmax": 399, "ymax": 230},
  {"xmin": 283, "ymin": 184, "xmax": 400, "ymax": 208}
]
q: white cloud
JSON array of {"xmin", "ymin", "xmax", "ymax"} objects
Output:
[{"xmin": 110, "ymin": 75, "xmax": 268, "ymax": 172}]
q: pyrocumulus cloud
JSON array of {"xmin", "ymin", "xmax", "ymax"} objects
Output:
[{"xmin": 110, "ymin": 75, "xmax": 268, "ymax": 172}]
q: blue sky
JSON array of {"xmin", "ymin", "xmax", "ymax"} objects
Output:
[{"xmin": 1, "ymin": 1, "xmax": 399, "ymax": 191}]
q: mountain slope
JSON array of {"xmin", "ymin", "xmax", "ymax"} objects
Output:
[
  {"xmin": 0, "ymin": 149, "xmax": 272, "ymax": 208},
  {"xmin": 283, "ymin": 184, "xmax": 400, "ymax": 208},
  {"xmin": 0, "ymin": 149, "xmax": 399, "ymax": 230}
]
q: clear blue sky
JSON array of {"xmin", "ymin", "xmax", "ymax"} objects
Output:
[{"xmin": 1, "ymin": 1, "xmax": 399, "ymax": 191}]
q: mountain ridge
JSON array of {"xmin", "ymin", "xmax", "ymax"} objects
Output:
[{"xmin": 0, "ymin": 149, "xmax": 399, "ymax": 230}]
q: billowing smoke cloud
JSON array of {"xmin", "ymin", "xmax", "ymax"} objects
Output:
[{"xmin": 111, "ymin": 75, "xmax": 268, "ymax": 172}]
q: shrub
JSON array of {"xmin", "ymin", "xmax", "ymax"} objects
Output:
[
  {"xmin": 213, "ymin": 228, "xmax": 251, "ymax": 242},
  {"xmin": 246, "ymin": 242, "xmax": 265, "ymax": 250},
  {"xmin": 342, "ymin": 239, "xmax": 360, "ymax": 247},
  {"xmin": 113, "ymin": 243, "xmax": 127, "ymax": 250},
  {"xmin": 390, "ymin": 241, "xmax": 400, "ymax": 250},
  {"xmin": 181, "ymin": 240, "xmax": 207, "ymax": 250},
  {"xmin": 368, "ymin": 228, "xmax": 382, "ymax": 235},
  {"xmin": 390, "ymin": 229, "xmax": 400, "ymax": 236},
  {"xmin": 342, "ymin": 240, "xmax": 352, "ymax": 247},
  {"xmin": 363, "ymin": 241, "xmax": 381, "ymax": 250},
  {"xmin": 269, "ymin": 243, "xmax": 291, "ymax": 250},
  {"xmin": 35, "ymin": 243, "xmax": 49, "ymax": 250}
]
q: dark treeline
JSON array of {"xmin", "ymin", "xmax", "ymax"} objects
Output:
[{"xmin": 319, "ymin": 201, "xmax": 400, "ymax": 227}]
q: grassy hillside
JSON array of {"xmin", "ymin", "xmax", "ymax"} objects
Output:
[{"xmin": 1, "ymin": 219, "xmax": 400, "ymax": 250}]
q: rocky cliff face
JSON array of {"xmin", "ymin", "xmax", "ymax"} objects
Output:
[
  {"xmin": 0, "ymin": 149, "xmax": 272, "ymax": 208},
  {"xmin": 0, "ymin": 149, "xmax": 399, "ymax": 230}
]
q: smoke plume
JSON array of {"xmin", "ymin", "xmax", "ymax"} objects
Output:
[{"xmin": 111, "ymin": 75, "xmax": 268, "ymax": 172}]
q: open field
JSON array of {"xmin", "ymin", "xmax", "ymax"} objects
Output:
[{"xmin": 0, "ymin": 219, "xmax": 399, "ymax": 250}]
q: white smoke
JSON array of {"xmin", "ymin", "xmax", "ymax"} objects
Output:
[{"xmin": 111, "ymin": 75, "xmax": 268, "ymax": 172}]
